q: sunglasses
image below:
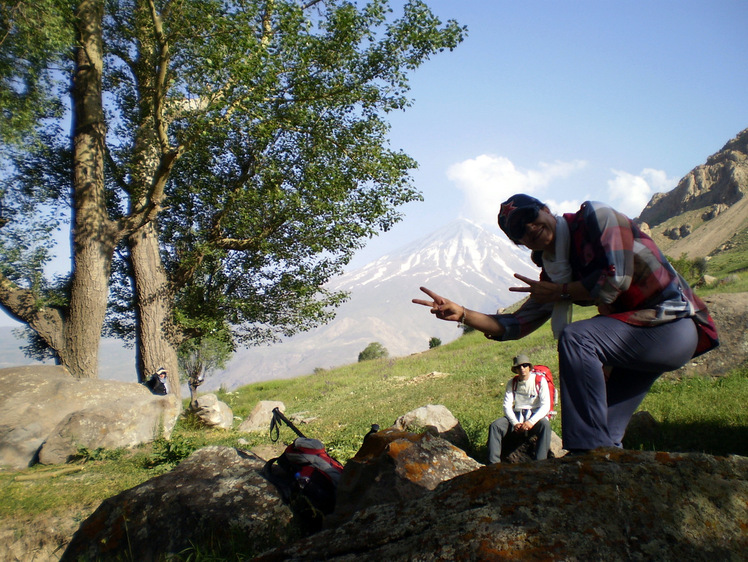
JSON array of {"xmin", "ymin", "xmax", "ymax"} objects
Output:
[{"xmin": 507, "ymin": 206, "xmax": 540, "ymax": 241}]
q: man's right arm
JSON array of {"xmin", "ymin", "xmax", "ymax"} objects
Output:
[{"xmin": 503, "ymin": 380, "xmax": 519, "ymax": 425}]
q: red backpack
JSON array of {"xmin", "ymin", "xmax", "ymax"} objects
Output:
[
  {"xmin": 512, "ymin": 364, "xmax": 557, "ymax": 419},
  {"xmin": 264, "ymin": 408, "xmax": 345, "ymax": 524}
]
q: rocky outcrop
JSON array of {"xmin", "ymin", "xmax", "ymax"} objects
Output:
[
  {"xmin": 328, "ymin": 428, "xmax": 483, "ymax": 527},
  {"xmin": 0, "ymin": 366, "xmax": 180, "ymax": 469},
  {"xmin": 60, "ymin": 446, "xmax": 294, "ymax": 561},
  {"xmin": 636, "ymin": 128, "xmax": 748, "ymax": 258},
  {"xmin": 639, "ymin": 128, "xmax": 748, "ymax": 227},
  {"xmin": 258, "ymin": 449, "xmax": 748, "ymax": 561},
  {"xmin": 56, "ymin": 429, "xmax": 748, "ymax": 561}
]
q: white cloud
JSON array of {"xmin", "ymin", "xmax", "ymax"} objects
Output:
[
  {"xmin": 607, "ymin": 168, "xmax": 677, "ymax": 218},
  {"xmin": 446, "ymin": 155, "xmax": 587, "ymax": 226}
]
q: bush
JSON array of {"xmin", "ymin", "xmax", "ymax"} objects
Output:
[
  {"xmin": 142, "ymin": 435, "xmax": 200, "ymax": 469},
  {"xmin": 668, "ymin": 253, "xmax": 708, "ymax": 285},
  {"xmin": 428, "ymin": 337, "xmax": 442, "ymax": 349},
  {"xmin": 358, "ymin": 342, "xmax": 388, "ymax": 362}
]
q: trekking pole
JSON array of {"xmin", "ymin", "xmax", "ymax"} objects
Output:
[{"xmin": 270, "ymin": 407, "xmax": 307, "ymax": 442}]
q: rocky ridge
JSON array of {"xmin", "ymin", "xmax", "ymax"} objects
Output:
[{"xmin": 638, "ymin": 127, "xmax": 748, "ymax": 258}]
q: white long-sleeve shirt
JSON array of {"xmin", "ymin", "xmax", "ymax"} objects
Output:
[{"xmin": 503, "ymin": 373, "xmax": 551, "ymax": 426}]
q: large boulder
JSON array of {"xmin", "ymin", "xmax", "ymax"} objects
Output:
[
  {"xmin": 257, "ymin": 449, "xmax": 748, "ymax": 561},
  {"xmin": 0, "ymin": 365, "xmax": 180, "ymax": 468},
  {"xmin": 52, "ymin": 431, "xmax": 748, "ymax": 560},
  {"xmin": 61, "ymin": 446, "xmax": 294, "ymax": 561},
  {"xmin": 329, "ymin": 428, "xmax": 482, "ymax": 527}
]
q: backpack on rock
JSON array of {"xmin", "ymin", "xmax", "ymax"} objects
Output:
[{"xmin": 262, "ymin": 408, "xmax": 344, "ymax": 530}]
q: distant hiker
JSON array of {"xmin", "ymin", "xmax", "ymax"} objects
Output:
[
  {"xmin": 145, "ymin": 367, "xmax": 169, "ymax": 395},
  {"xmin": 413, "ymin": 194, "xmax": 718, "ymax": 454},
  {"xmin": 488, "ymin": 354, "xmax": 551, "ymax": 463}
]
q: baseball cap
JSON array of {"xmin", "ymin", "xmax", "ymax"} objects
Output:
[{"xmin": 498, "ymin": 194, "xmax": 544, "ymax": 242}]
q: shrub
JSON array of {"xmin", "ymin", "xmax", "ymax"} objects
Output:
[
  {"xmin": 668, "ymin": 253, "xmax": 708, "ymax": 285},
  {"xmin": 358, "ymin": 342, "xmax": 388, "ymax": 362}
]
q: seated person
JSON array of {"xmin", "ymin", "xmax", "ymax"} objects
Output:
[
  {"xmin": 145, "ymin": 367, "xmax": 169, "ymax": 395},
  {"xmin": 487, "ymin": 354, "xmax": 551, "ymax": 463}
]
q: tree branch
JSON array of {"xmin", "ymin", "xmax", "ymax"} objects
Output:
[{"xmin": 0, "ymin": 271, "xmax": 65, "ymax": 350}]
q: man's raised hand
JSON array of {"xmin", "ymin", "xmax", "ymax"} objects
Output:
[{"xmin": 412, "ymin": 287, "xmax": 463, "ymax": 322}]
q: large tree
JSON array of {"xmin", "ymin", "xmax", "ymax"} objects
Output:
[{"xmin": 0, "ymin": 0, "xmax": 464, "ymax": 393}]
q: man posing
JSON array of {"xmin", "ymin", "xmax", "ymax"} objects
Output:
[{"xmin": 488, "ymin": 354, "xmax": 551, "ymax": 463}]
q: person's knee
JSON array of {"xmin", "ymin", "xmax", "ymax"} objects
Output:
[
  {"xmin": 558, "ymin": 320, "xmax": 582, "ymax": 342},
  {"xmin": 530, "ymin": 418, "xmax": 550, "ymax": 436},
  {"xmin": 558, "ymin": 317, "xmax": 604, "ymax": 349},
  {"xmin": 488, "ymin": 419, "xmax": 503, "ymax": 433}
]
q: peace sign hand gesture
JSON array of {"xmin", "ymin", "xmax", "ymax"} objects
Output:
[
  {"xmin": 412, "ymin": 287, "xmax": 464, "ymax": 322},
  {"xmin": 510, "ymin": 273, "xmax": 560, "ymax": 304}
]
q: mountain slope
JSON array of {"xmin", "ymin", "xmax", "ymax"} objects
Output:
[
  {"xmin": 637, "ymin": 127, "xmax": 748, "ymax": 258},
  {"xmin": 209, "ymin": 219, "xmax": 538, "ymax": 390}
]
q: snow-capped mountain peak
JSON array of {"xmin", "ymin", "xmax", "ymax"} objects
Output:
[{"xmin": 211, "ymin": 219, "xmax": 539, "ymax": 389}]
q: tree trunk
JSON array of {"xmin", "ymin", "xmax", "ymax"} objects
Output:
[
  {"xmin": 129, "ymin": 223, "xmax": 181, "ymax": 400},
  {"xmin": 188, "ymin": 382, "xmax": 199, "ymax": 410},
  {"xmin": 65, "ymin": 0, "xmax": 115, "ymax": 378}
]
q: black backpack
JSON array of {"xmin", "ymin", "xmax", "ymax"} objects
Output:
[{"xmin": 262, "ymin": 408, "xmax": 345, "ymax": 528}]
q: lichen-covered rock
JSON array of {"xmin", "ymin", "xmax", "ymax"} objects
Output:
[
  {"xmin": 328, "ymin": 428, "xmax": 482, "ymax": 527},
  {"xmin": 257, "ymin": 449, "xmax": 748, "ymax": 561},
  {"xmin": 61, "ymin": 446, "xmax": 294, "ymax": 561}
]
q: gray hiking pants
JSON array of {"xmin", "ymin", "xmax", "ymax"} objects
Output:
[
  {"xmin": 557, "ymin": 315, "xmax": 698, "ymax": 451},
  {"xmin": 487, "ymin": 416, "xmax": 551, "ymax": 463}
]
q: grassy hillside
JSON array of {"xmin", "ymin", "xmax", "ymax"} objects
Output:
[
  {"xmin": 1, "ymin": 250, "xmax": 747, "ymax": 537},
  {"xmin": 2, "ymin": 306, "xmax": 746, "ymax": 524}
]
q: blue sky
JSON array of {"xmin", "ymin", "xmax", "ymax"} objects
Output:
[
  {"xmin": 346, "ymin": 0, "xmax": 748, "ymax": 268},
  {"xmin": 1, "ymin": 1, "xmax": 747, "ymax": 328}
]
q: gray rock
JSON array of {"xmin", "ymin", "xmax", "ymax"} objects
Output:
[
  {"xmin": 238, "ymin": 400, "xmax": 285, "ymax": 433},
  {"xmin": 0, "ymin": 365, "xmax": 180, "ymax": 468},
  {"xmin": 392, "ymin": 404, "xmax": 470, "ymax": 450},
  {"xmin": 38, "ymin": 393, "xmax": 180, "ymax": 464},
  {"xmin": 623, "ymin": 410, "xmax": 661, "ymax": 448},
  {"xmin": 499, "ymin": 427, "xmax": 566, "ymax": 463},
  {"xmin": 61, "ymin": 446, "xmax": 294, "ymax": 561},
  {"xmin": 192, "ymin": 393, "xmax": 234, "ymax": 429}
]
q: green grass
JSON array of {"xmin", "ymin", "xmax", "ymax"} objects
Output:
[
  {"xmin": 700, "ymin": 227, "xmax": 748, "ymax": 292},
  {"xmin": 624, "ymin": 370, "xmax": 748, "ymax": 454},
  {"xmin": 2, "ymin": 306, "xmax": 746, "ymax": 525}
]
